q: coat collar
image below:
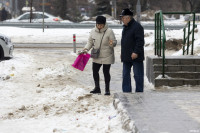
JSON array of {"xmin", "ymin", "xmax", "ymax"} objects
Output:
[
  {"xmin": 123, "ymin": 19, "xmax": 135, "ymax": 28},
  {"xmin": 95, "ymin": 24, "xmax": 108, "ymax": 33}
]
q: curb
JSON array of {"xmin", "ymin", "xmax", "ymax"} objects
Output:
[{"xmin": 113, "ymin": 93, "xmax": 138, "ymax": 133}]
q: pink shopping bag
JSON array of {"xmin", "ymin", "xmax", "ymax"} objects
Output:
[{"xmin": 72, "ymin": 53, "xmax": 91, "ymax": 71}]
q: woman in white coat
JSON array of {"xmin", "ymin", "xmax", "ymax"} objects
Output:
[{"xmin": 83, "ymin": 16, "xmax": 117, "ymax": 95}]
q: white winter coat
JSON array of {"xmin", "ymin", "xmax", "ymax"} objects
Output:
[{"xmin": 85, "ymin": 24, "xmax": 116, "ymax": 64}]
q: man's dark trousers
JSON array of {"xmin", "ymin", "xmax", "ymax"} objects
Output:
[{"xmin": 122, "ymin": 61, "xmax": 144, "ymax": 92}]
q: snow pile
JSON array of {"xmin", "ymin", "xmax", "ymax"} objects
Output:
[
  {"xmin": 0, "ymin": 27, "xmax": 92, "ymax": 44},
  {"xmin": 82, "ymin": 15, "xmax": 90, "ymax": 20},
  {"xmin": 135, "ymin": 10, "xmax": 155, "ymax": 21},
  {"xmin": 80, "ymin": 20, "xmax": 120, "ymax": 24},
  {"xmin": 80, "ymin": 13, "xmax": 120, "ymax": 24},
  {"xmin": 60, "ymin": 20, "xmax": 73, "ymax": 23},
  {"xmin": 0, "ymin": 53, "xmax": 33, "ymax": 80},
  {"xmin": 172, "ymin": 25, "xmax": 200, "ymax": 56},
  {"xmin": 144, "ymin": 31, "xmax": 154, "ymax": 50},
  {"xmin": 113, "ymin": 98, "xmax": 136, "ymax": 132},
  {"xmin": 34, "ymin": 62, "xmax": 74, "ymax": 80},
  {"xmin": 0, "ymin": 49, "xmax": 127, "ymax": 133}
]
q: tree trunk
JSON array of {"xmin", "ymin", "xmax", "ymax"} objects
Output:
[
  {"xmin": 182, "ymin": 0, "xmax": 187, "ymax": 11},
  {"xmin": 30, "ymin": 0, "xmax": 33, "ymax": 23},
  {"xmin": 188, "ymin": 0, "xmax": 193, "ymax": 12},
  {"xmin": 60, "ymin": 0, "xmax": 67, "ymax": 19}
]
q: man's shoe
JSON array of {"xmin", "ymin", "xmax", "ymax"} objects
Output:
[
  {"xmin": 104, "ymin": 91, "xmax": 110, "ymax": 95},
  {"xmin": 90, "ymin": 87, "xmax": 101, "ymax": 94}
]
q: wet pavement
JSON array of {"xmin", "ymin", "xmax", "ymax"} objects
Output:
[{"xmin": 114, "ymin": 89, "xmax": 200, "ymax": 133}]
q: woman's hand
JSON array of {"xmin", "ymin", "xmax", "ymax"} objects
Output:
[
  {"xmin": 109, "ymin": 40, "xmax": 117, "ymax": 47},
  {"xmin": 78, "ymin": 49, "xmax": 88, "ymax": 55},
  {"xmin": 109, "ymin": 40, "xmax": 113, "ymax": 46}
]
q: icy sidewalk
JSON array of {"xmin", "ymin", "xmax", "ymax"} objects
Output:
[{"xmin": 113, "ymin": 89, "xmax": 200, "ymax": 133}]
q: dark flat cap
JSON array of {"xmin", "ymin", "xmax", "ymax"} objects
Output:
[{"xmin": 120, "ymin": 8, "xmax": 133, "ymax": 16}]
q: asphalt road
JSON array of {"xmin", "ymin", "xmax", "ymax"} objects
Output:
[
  {"xmin": 14, "ymin": 43, "xmax": 85, "ymax": 48},
  {"xmin": 0, "ymin": 22, "xmax": 185, "ymax": 30}
]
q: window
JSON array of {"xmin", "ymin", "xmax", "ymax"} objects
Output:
[
  {"xmin": 19, "ymin": 14, "xmax": 30, "ymax": 20},
  {"xmin": 36, "ymin": 13, "xmax": 49, "ymax": 19}
]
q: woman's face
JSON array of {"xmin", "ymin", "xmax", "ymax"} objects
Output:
[{"xmin": 96, "ymin": 24, "xmax": 105, "ymax": 30}]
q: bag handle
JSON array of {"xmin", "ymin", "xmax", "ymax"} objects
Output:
[{"xmin": 98, "ymin": 29, "xmax": 107, "ymax": 51}]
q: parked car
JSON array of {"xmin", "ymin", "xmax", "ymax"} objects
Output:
[
  {"xmin": 5, "ymin": 12, "xmax": 62, "ymax": 23},
  {"xmin": 184, "ymin": 13, "xmax": 200, "ymax": 21},
  {"xmin": 0, "ymin": 34, "xmax": 14, "ymax": 60}
]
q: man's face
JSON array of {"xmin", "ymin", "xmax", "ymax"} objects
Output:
[{"xmin": 121, "ymin": 16, "xmax": 131, "ymax": 26}]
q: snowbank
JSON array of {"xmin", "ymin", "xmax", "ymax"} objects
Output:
[
  {"xmin": 172, "ymin": 25, "xmax": 200, "ymax": 56},
  {"xmin": 0, "ymin": 48, "xmax": 127, "ymax": 133}
]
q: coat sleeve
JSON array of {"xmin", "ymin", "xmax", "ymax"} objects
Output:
[
  {"xmin": 133, "ymin": 25, "xmax": 144, "ymax": 54},
  {"xmin": 84, "ymin": 29, "xmax": 94, "ymax": 50},
  {"xmin": 108, "ymin": 29, "xmax": 117, "ymax": 48}
]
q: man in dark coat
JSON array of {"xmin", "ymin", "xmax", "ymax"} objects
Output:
[
  {"xmin": 120, "ymin": 8, "xmax": 144, "ymax": 92},
  {"xmin": 1, "ymin": 7, "xmax": 8, "ymax": 21}
]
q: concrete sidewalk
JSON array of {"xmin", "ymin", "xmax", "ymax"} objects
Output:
[{"xmin": 114, "ymin": 89, "xmax": 200, "ymax": 133}]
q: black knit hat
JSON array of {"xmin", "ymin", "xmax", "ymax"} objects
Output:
[
  {"xmin": 96, "ymin": 16, "xmax": 106, "ymax": 24},
  {"xmin": 120, "ymin": 8, "xmax": 133, "ymax": 16}
]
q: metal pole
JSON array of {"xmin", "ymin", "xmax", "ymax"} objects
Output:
[
  {"xmin": 15, "ymin": 0, "xmax": 18, "ymax": 17},
  {"xmin": 73, "ymin": 34, "xmax": 76, "ymax": 53},
  {"xmin": 136, "ymin": 0, "xmax": 141, "ymax": 23},
  {"xmin": 9, "ymin": 0, "xmax": 13, "ymax": 17},
  {"xmin": 111, "ymin": 0, "xmax": 114, "ymax": 18},
  {"xmin": 157, "ymin": 14, "xmax": 160, "ymax": 56},
  {"xmin": 183, "ymin": 28, "xmax": 186, "ymax": 55},
  {"xmin": 114, "ymin": 0, "xmax": 117, "ymax": 19},
  {"xmin": 191, "ymin": 12, "xmax": 195, "ymax": 55},
  {"xmin": 42, "ymin": 0, "xmax": 45, "ymax": 32},
  {"xmin": 154, "ymin": 13, "xmax": 157, "ymax": 55},
  {"xmin": 157, "ymin": 14, "xmax": 159, "ymax": 56},
  {"xmin": 159, "ymin": 15, "xmax": 161, "ymax": 56},
  {"xmin": 187, "ymin": 21, "xmax": 190, "ymax": 55},
  {"xmin": 30, "ymin": 0, "xmax": 33, "ymax": 23}
]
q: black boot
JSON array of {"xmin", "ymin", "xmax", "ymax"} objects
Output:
[
  {"xmin": 90, "ymin": 87, "xmax": 101, "ymax": 94},
  {"xmin": 104, "ymin": 83, "xmax": 110, "ymax": 95},
  {"xmin": 90, "ymin": 81, "xmax": 101, "ymax": 94},
  {"xmin": 104, "ymin": 91, "xmax": 110, "ymax": 95}
]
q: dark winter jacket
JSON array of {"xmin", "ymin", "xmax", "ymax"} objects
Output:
[
  {"xmin": 1, "ymin": 8, "xmax": 7, "ymax": 21},
  {"xmin": 121, "ymin": 19, "xmax": 144, "ymax": 62}
]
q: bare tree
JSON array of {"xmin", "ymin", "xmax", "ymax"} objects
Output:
[
  {"xmin": 186, "ymin": 0, "xmax": 199, "ymax": 12},
  {"xmin": 188, "ymin": 0, "xmax": 193, "ymax": 11},
  {"xmin": 94, "ymin": 0, "xmax": 111, "ymax": 16},
  {"xmin": 196, "ymin": 1, "xmax": 200, "ymax": 12},
  {"xmin": 51, "ymin": 0, "xmax": 67, "ymax": 19},
  {"xmin": 117, "ymin": 0, "xmax": 136, "ymax": 19}
]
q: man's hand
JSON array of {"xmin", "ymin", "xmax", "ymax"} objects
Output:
[{"xmin": 131, "ymin": 53, "xmax": 138, "ymax": 60}]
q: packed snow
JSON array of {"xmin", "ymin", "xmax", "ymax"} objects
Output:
[{"xmin": 0, "ymin": 48, "xmax": 129, "ymax": 133}]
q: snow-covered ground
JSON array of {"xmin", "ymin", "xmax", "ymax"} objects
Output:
[
  {"xmin": 0, "ymin": 22, "xmax": 199, "ymax": 133},
  {"xmin": 0, "ymin": 24, "xmax": 199, "ymax": 48},
  {"xmin": 0, "ymin": 48, "xmax": 130, "ymax": 133}
]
